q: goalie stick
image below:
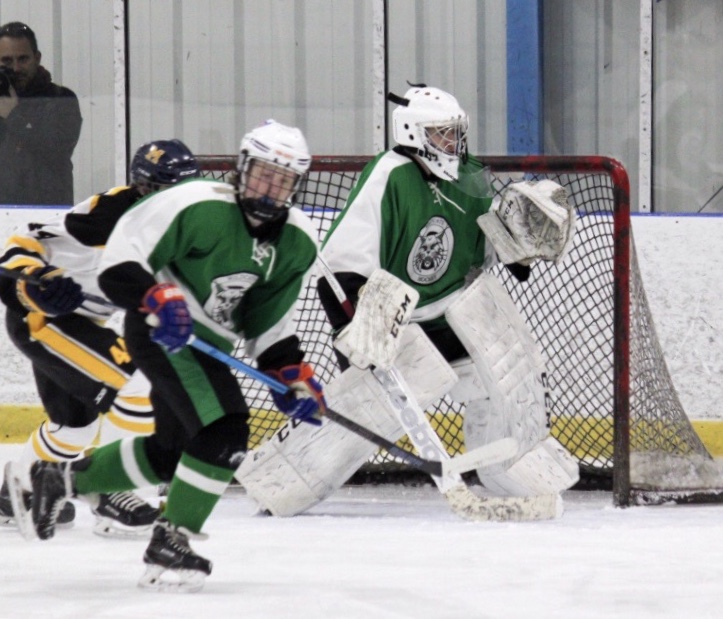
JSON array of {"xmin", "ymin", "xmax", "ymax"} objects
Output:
[
  {"xmin": 187, "ymin": 336, "xmax": 515, "ymax": 478},
  {"xmin": 0, "ymin": 266, "xmax": 550, "ymax": 517},
  {"xmin": 5, "ymin": 264, "xmax": 504, "ymax": 478},
  {"xmin": 316, "ymin": 256, "xmax": 562, "ymax": 522}
]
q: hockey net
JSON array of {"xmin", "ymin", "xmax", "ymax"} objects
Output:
[{"xmin": 198, "ymin": 154, "xmax": 723, "ymax": 507}]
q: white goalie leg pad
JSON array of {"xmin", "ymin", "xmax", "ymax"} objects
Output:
[
  {"xmin": 236, "ymin": 324, "xmax": 456, "ymax": 516},
  {"xmin": 237, "ymin": 364, "xmax": 404, "ymax": 516},
  {"xmin": 446, "ymin": 273, "xmax": 578, "ymax": 495},
  {"xmin": 478, "ymin": 436, "xmax": 579, "ymax": 497},
  {"xmin": 392, "ymin": 323, "xmax": 459, "ymax": 410},
  {"xmin": 446, "ymin": 273, "xmax": 549, "ymax": 468}
]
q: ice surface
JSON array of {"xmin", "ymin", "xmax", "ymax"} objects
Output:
[{"xmin": 2, "ymin": 445, "xmax": 723, "ymax": 619}]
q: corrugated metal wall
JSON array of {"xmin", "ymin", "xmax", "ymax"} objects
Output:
[
  {"xmin": 1, "ymin": 0, "xmax": 721, "ymax": 212},
  {"xmin": 653, "ymin": 2, "xmax": 723, "ymax": 213}
]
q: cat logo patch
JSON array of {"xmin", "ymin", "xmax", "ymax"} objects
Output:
[
  {"xmin": 204, "ymin": 273, "xmax": 258, "ymax": 328},
  {"xmin": 406, "ymin": 216, "xmax": 454, "ymax": 284}
]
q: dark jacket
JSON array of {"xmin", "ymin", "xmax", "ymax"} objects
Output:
[{"xmin": 0, "ymin": 66, "xmax": 82, "ymax": 205}]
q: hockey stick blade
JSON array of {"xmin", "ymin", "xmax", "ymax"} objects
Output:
[{"xmin": 324, "ymin": 407, "xmax": 516, "ymax": 478}]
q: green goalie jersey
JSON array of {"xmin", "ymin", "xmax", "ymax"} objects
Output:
[
  {"xmin": 321, "ymin": 149, "xmax": 494, "ymax": 330},
  {"xmin": 99, "ymin": 178, "xmax": 318, "ymax": 359}
]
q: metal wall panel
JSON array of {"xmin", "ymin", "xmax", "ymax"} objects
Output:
[
  {"xmin": 128, "ymin": 1, "xmax": 374, "ymax": 160},
  {"xmin": 387, "ymin": 0, "xmax": 507, "ymax": 155},
  {"xmin": 543, "ymin": 0, "xmax": 640, "ymax": 204},
  {"xmin": 654, "ymin": 2, "xmax": 723, "ymax": 213},
  {"xmin": 1, "ymin": 0, "xmax": 722, "ymax": 212}
]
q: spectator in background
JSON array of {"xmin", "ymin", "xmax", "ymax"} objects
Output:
[{"xmin": 0, "ymin": 21, "xmax": 82, "ymax": 205}]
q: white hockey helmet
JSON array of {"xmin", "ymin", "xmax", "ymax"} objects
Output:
[
  {"xmin": 236, "ymin": 119, "xmax": 312, "ymax": 223},
  {"xmin": 391, "ymin": 85, "xmax": 469, "ymax": 181}
]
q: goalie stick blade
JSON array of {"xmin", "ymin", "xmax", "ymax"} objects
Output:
[
  {"xmin": 440, "ymin": 438, "xmax": 518, "ymax": 478},
  {"xmin": 443, "ymin": 485, "xmax": 563, "ymax": 522},
  {"xmin": 3, "ymin": 461, "xmax": 37, "ymax": 541}
]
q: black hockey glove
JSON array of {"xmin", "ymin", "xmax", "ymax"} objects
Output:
[{"xmin": 16, "ymin": 265, "xmax": 84, "ymax": 316}]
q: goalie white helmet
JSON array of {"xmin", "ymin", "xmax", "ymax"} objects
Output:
[
  {"xmin": 236, "ymin": 119, "xmax": 312, "ymax": 223},
  {"xmin": 391, "ymin": 85, "xmax": 469, "ymax": 182}
]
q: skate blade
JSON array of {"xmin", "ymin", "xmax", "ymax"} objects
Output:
[
  {"xmin": 0, "ymin": 514, "xmax": 17, "ymax": 527},
  {"xmin": 0, "ymin": 516, "xmax": 70, "ymax": 530},
  {"xmin": 138, "ymin": 564, "xmax": 207, "ymax": 593},
  {"xmin": 3, "ymin": 461, "xmax": 37, "ymax": 541},
  {"xmin": 93, "ymin": 517, "xmax": 153, "ymax": 539},
  {"xmin": 0, "ymin": 503, "xmax": 72, "ymax": 530}
]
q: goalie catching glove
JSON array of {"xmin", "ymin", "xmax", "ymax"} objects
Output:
[
  {"xmin": 16, "ymin": 265, "xmax": 84, "ymax": 316},
  {"xmin": 142, "ymin": 283, "xmax": 193, "ymax": 353},
  {"xmin": 477, "ymin": 179, "xmax": 576, "ymax": 266},
  {"xmin": 268, "ymin": 362, "xmax": 326, "ymax": 426}
]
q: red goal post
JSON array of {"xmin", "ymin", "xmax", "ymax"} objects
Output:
[{"xmin": 197, "ymin": 154, "xmax": 722, "ymax": 508}]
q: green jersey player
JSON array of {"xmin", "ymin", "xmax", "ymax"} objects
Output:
[
  {"xmin": 8, "ymin": 120, "xmax": 327, "ymax": 592},
  {"xmin": 238, "ymin": 86, "xmax": 578, "ymax": 521},
  {"xmin": 319, "ymin": 85, "xmax": 499, "ymax": 359},
  {"xmin": 319, "ymin": 84, "xmax": 578, "ymax": 500}
]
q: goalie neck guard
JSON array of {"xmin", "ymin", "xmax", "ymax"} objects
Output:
[
  {"xmin": 236, "ymin": 120, "xmax": 311, "ymax": 224},
  {"xmin": 390, "ymin": 85, "xmax": 469, "ymax": 182}
]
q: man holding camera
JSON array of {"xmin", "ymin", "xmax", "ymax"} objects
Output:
[{"xmin": 0, "ymin": 22, "xmax": 82, "ymax": 206}]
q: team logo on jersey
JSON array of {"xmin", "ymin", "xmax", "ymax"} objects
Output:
[
  {"xmin": 406, "ymin": 216, "xmax": 454, "ymax": 284},
  {"xmin": 251, "ymin": 238, "xmax": 276, "ymax": 278},
  {"xmin": 204, "ymin": 272, "xmax": 258, "ymax": 328}
]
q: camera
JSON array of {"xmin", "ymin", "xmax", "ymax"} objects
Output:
[{"xmin": 0, "ymin": 66, "xmax": 16, "ymax": 97}]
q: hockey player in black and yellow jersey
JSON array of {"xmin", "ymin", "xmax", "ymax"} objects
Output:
[
  {"xmin": 10, "ymin": 120, "xmax": 327, "ymax": 592},
  {"xmin": 0, "ymin": 139, "xmax": 200, "ymax": 536}
]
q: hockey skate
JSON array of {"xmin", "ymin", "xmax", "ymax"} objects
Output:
[
  {"xmin": 87, "ymin": 491, "xmax": 160, "ymax": 539},
  {"xmin": 138, "ymin": 518, "xmax": 212, "ymax": 593},
  {"xmin": 4, "ymin": 460, "xmax": 73, "ymax": 540},
  {"xmin": 1, "ymin": 470, "xmax": 75, "ymax": 529}
]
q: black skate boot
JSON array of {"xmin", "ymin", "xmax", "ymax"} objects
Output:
[
  {"xmin": 5, "ymin": 460, "xmax": 75, "ymax": 540},
  {"xmin": 138, "ymin": 518, "xmax": 212, "ymax": 593},
  {"xmin": 2, "ymin": 462, "xmax": 75, "ymax": 535},
  {"xmin": 88, "ymin": 491, "xmax": 160, "ymax": 538}
]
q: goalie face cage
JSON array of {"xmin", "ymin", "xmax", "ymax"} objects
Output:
[{"xmin": 198, "ymin": 154, "xmax": 722, "ymax": 508}]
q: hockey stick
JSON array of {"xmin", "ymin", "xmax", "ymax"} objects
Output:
[
  {"xmin": 188, "ymin": 336, "xmax": 514, "ymax": 478},
  {"xmin": 0, "ymin": 266, "xmax": 116, "ymax": 309},
  {"xmin": 0, "ymin": 264, "xmax": 510, "ymax": 483},
  {"xmin": 316, "ymin": 256, "xmax": 562, "ymax": 522},
  {"xmin": 1, "ymin": 265, "xmax": 503, "ymax": 474}
]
